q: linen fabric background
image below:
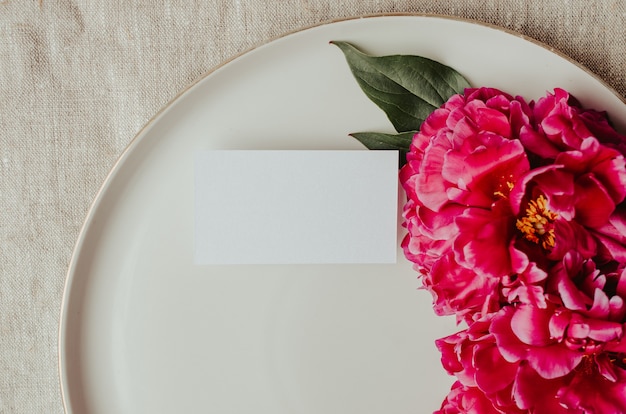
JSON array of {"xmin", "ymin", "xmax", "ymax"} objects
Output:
[{"xmin": 1, "ymin": 0, "xmax": 625, "ymax": 412}]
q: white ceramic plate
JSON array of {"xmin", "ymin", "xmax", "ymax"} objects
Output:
[{"xmin": 59, "ymin": 14, "xmax": 626, "ymax": 414}]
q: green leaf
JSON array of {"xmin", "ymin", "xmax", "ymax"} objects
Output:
[
  {"xmin": 350, "ymin": 131, "xmax": 415, "ymax": 168},
  {"xmin": 331, "ymin": 41, "xmax": 470, "ymax": 133}
]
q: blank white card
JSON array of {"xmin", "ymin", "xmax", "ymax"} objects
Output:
[{"xmin": 194, "ymin": 150, "xmax": 398, "ymax": 264}]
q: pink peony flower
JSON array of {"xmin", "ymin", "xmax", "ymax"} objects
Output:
[
  {"xmin": 436, "ymin": 303, "xmax": 626, "ymax": 413},
  {"xmin": 336, "ymin": 42, "xmax": 626, "ymax": 412},
  {"xmin": 396, "ymin": 86, "xmax": 626, "ymax": 412},
  {"xmin": 518, "ymin": 88, "xmax": 626, "ymax": 236},
  {"xmin": 401, "ymin": 87, "xmax": 532, "ymax": 214},
  {"xmin": 491, "ymin": 304, "xmax": 626, "ymax": 412},
  {"xmin": 400, "ymin": 88, "xmax": 535, "ymax": 319},
  {"xmin": 509, "ymin": 166, "xmax": 600, "ymax": 262}
]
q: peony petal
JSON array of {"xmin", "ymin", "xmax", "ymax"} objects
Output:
[
  {"xmin": 566, "ymin": 319, "xmax": 591, "ymax": 339},
  {"xmin": 509, "ymin": 164, "xmax": 572, "ymax": 216},
  {"xmin": 474, "ymin": 106, "xmax": 512, "ymax": 137},
  {"xmin": 589, "ymin": 151, "xmax": 626, "ymax": 204},
  {"xmin": 606, "ymin": 326, "xmax": 626, "ymax": 353},
  {"xmin": 491, "ymin": 308, "xmax": 529, "ymax": 363},
  {"xmin": 415, "ymin": 138, "xmax": 452, "ymax": 211},
  {"xmin": 583, "ymin": 318, "xmax": 622, "ymax": 343},
  {"xmin": 510, "ymin": 305, "xmax": 553, "ymax": 347},
  {"xmin": 548, "ymin": 311, "xmax": 570, "ymax": 341},
  {"xmin": 416, "ymin": 204, "xmax": 463, "ymax": 240},
  {"xmin": 592, "ymin": 230, "xmax": 626, "ymax": 263},
  {"xmin": 442, "ymin": 132, "xmax": 529, "ymax": 208},
  {"xmin": 473, "ymin": 344, "xmax": 518, "ymax": 394},
  {"xmin": 557, "ymin": 367, "xmax": 626, "ymax": 413},
  {"xmin": 596, "ymin": 353, "xmax": 618, "ymax": 382},
  {"xmin": 512, "ymin": 362, "xmax": 572, "ymax": 413},
  {"xmin": 549, "ymin": 219, "xmax": 597, "ymax": 261},
  {"xmin": 590, "ymin": 209, "xmax": 626, "ymax": 263},
  {"xmin": 586, "ymin": 288, "xmax": 611, "ymax": 320},
  {"xmin": 428, "ymin": 253, "xmax": 499, "ymax": 318},
  {"xmin": 519, "ymin": 125, "xmax": 562, "ymax": 159},
  {"xmin": 609, "ymin": 208, "xmax": 626, "ymax": 235},
  {"xmin": 454, "ymin": 202, "xmax": 516, "ymax": 279},
  {"xmin": 573, "ymin": 173, "xmax": 616, "ymax": 228},
  {"xmin": 525, "ymin": 344, "xmax": 583, "ymax": 379},
  {"xmin": 549, "ymin": 255, "xmax": 590, "ymax": 312},
  {"xmin": 542, "ymin": 113, "xmax": 585, "ymax": 150},
  {"xmin": 436, "ymin": 333, "xmax": 465, "ymax": 375},
  {"xmin": 609, "ymin": 295, "xmax": 626, "ymax": 322}
]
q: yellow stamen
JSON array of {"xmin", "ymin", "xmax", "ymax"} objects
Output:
[
  {"xmin": 494, "ymin": 181, "xmax": 515, "ymax": 199},
  {"xmin": 516, "ymin": 194, "xmax": 558, "ymax": 250}
]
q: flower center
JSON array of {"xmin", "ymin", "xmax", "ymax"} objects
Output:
[
  {"xmin": 494, "ymin": 181, "xmax": 515, "ymax": 199},
  {"xmin": 515, "ymin": 194, "xmax": 558, "ymax": 250},
  {"xmin": 493, "ymin": 174, "xmax": 515, "ymax": 199}
]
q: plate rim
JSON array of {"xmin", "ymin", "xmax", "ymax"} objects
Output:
[{"xmin": 57, "ymin": 12, "xmax": 626, "ymax": 413}]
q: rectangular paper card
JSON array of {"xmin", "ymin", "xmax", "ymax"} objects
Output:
[{"xmin": 194, "ymin": 150, "xmax": 398, "ymax": 264}]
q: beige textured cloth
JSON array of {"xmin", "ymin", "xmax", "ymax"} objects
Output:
[{"xmin": 1, "ymin": 1, "xmax": 625, "ymax": 412}]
